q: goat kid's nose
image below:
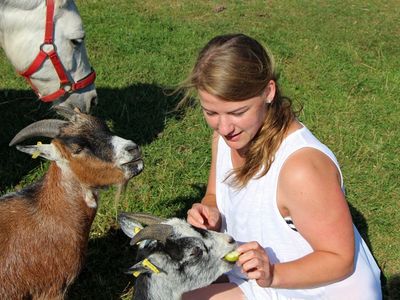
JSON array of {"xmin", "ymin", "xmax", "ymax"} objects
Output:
[{"xmin": 227, "ymin": 235, "xmax": 235, "ymax": 244}]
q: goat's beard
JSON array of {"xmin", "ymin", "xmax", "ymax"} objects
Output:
[{"xmin": 114, "ymin": 181, "xmax": 128, "ymax": 208}]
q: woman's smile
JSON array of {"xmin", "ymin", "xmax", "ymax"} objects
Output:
[{"xmin": 225, "ymin": 131, "xmax": 242, "ymax": 142}]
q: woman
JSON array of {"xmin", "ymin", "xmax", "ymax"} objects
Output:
[{"xmin": 181, "ymin": 34, "xmax": 381, "ymax": 299}]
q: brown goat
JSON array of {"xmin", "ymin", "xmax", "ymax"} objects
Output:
[{"xmin": 0, "ymin": 108, "xmax": 143, "ymax": 299}]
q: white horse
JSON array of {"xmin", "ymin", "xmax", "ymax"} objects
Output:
[{"xmin": 0, "ymin": 0, "xmax": 97, "ymax": 113}]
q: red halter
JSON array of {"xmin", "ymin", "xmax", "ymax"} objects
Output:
[{"xmin": 19, "ymin": 0, "xmax": 96, "ymax": 103}]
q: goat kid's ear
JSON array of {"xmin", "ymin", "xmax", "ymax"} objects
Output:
[
  {"xmin": 126, "ymin": 258, "xmax": 161, "ymax": 277},
  {"xmin": 117, "ymin": 215, "xmax": 153, "ymax": 248},
  {"xmin": 118, "ymin": 215, "xmax": 144, "ymax": 239},
  {"xmin": 16, "ymin": 143, "xmax": 61, "ymax": 161}
]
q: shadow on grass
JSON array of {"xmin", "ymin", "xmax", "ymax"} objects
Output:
[
  {"xmin": 0, "ymin": 90, "xmax": 53, "ymax": 193},
  {"xmin": 67, "ymin": 226, "xmax": 137, "ymax": 300},
  {"xmin": 387, "ymin": 274, "xmax": 400, "ymax": 300},
  {"xmin": 0, "ymin": 83, "xmax": 181, "ymax": 193},
  {"xmin": 92, "ymin": 83, "xmax": 183, "ymax": 147}
]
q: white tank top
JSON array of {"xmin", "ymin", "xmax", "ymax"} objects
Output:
[{"xmin": 216, "ymin": 126, "xmax": 382, "ymax": 300}]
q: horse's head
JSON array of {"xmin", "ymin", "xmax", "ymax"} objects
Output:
[{"xmin": 0, "ymin": 0, "xmax": 97, "ymax": 113}]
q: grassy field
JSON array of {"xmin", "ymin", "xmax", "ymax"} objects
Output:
[{"xmin": 0, "ymin": 0, "xmax": 399, "ymax": 299}]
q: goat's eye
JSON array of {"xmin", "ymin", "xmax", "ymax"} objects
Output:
[
  {"xmin": 70, "ymin": 144, "xmax": 84, "ymax": 154},
  {"xmin": 73, "ymin": 147, "xmax": 83, "ymax": 154},
  {"xmin": 190, "ymin": 246, "xmax": 203, "ymax": 258}
]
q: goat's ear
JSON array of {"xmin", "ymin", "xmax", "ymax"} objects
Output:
[
  {"xmin": 16, "ymin": 143, "xmax": 60, "ymax": 161},
  {"xmin": 118, "ymin": 215, "xmax": 144, "ymax": 239},
  {"xmin": 126, "ymin": 258, "xmax": 161, "ymax": 277}
]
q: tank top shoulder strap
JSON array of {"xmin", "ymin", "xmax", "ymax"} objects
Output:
[{"xmin": 274, "ymin": 125, "xmax": 344, "ymax": 188}]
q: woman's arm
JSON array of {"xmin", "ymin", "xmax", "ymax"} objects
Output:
[
  {"xmin": 237, "ymin": 148, "xmax": 355, "ymax": 288},
  {"xmin": 187, "ymin": 131, "xmax": 221, "ymax": 230}
]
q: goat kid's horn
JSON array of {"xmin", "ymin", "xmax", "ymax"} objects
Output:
[
  {"xmin": 9, "ymin": 119, "xmax": 68, "ymax": 146},
  {"xmin": 119, "ymin": 212, "xmax": 166, "ymax": 226},
  {"xmin": 130, "ymin": 224, "xmax": 173, "ymax": 246}
]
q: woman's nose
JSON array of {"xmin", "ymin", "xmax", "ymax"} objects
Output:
[{"xmin": 217, "ymin": 116, "xmax": 234, "ymax": 135}]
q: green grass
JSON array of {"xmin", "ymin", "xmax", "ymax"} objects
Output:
[{"xmin": 1, "ymin": 0, "xmax": 399, "ymax": 299}]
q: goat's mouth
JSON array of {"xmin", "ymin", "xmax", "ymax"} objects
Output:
[{"xmin": 122, "ymin": 157, "xmax": 144, "ymax": 178}]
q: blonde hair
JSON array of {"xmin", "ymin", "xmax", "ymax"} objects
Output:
[{"xmin": 179, "ymin": 34, "xmax": 297, "ymax": 188}]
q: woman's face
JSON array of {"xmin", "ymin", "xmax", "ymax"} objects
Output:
[{"xmin": 199, "ymin": 88, "xmax": 271, "ymax": 153}]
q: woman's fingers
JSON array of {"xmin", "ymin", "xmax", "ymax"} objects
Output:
[
  {"xmin": 236, "ymin": 241, "xmax": 273, "ymax": 287},
  {"xmin": 187, "ymin": 203, "xmax": 221, "ymax": 230},
  {"xmin": 187, "ymin": 204, "xmax": 207, "ymax": 229}
]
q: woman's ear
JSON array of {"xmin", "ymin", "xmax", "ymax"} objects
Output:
[{"xmin": 264, "ymin": 80, "xmax": 276, "ymax": 104}]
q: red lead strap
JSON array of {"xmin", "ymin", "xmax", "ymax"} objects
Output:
[{"xmin": 19, "ymin": 0, "xmax": 96, "ymax": 103}]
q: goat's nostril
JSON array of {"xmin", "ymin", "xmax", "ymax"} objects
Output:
[{"xmin": 126, "ymin": 144, "xmax": 141, "ymax": 156}]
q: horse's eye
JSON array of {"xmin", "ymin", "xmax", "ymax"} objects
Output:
[{"xmin": 71, "ymin": 38, "xmax": 84, "ymax": 47}]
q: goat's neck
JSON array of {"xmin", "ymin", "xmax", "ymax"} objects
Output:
[
  {"xmin": 38, "ymin": 162, "xmax": 97, "ymax": 216},
  {"xmin": 133, "ymin": 274, "xmax": 186, "ymax": 300},
  {"xmin": 133, "ymin": 277, "xmax": 177, "ymax": 300},
  {"xmin": 133, "ymin": 262, "xmax": 223, "ymax": 300}
]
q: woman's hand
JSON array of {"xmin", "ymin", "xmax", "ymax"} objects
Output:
[
  {"xmin": 187, "ymin": 203, "xmax": 221, "ymax": 231},
  {"xmin": 236, "ymin": 241, "xmax": 274, "ymax": 288}
]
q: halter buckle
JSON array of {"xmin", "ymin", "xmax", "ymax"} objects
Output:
[
  {"xmin": 40, "ymin": 42, "xmax": 57, "ymax": 54},
  {"xmin": 61, "ymin": 82, "xmax": 73, "ymax": 93}
]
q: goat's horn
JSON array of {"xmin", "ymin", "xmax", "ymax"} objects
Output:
[
  {"xmin": 130, "ymin": 224, "xmax": 173, "ymax": 246},
  {"xmin": 119, "ymin": 212, "xmax": 166, "ymax": 226},
  {"xmin": 9, "ymin": 119, "xmax": 68, "ymax": 146}
]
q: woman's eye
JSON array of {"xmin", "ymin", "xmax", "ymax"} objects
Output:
[
  {"xmin": 204, "ymin": 110, "xmax": 217, "ymax": 116},
  {"xmin": 231, "ymin": 111, "xmax": 245, "ymax": 116}
]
